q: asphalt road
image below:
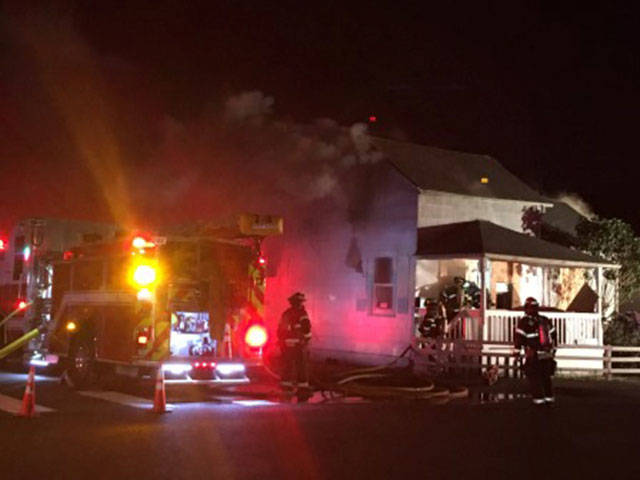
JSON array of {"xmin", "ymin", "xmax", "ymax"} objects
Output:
[{"xmin": 1, "ymin": 369, "xmax": 639, "ymax": 480}]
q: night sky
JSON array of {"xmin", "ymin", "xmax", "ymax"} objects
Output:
[{"xmin": 1, "ymin": 2, "xmax": 639, "ymax": 233}]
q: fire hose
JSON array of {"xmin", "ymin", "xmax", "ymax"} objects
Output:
[
  {"xmin": 0, "ymin": 328, "xmax": 41, "ymax": 361},
  {"xmin": 262, "ymin": 344, "xmax": 469, "ymax": 401}
]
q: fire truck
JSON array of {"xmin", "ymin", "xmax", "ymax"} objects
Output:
[{"xmin": 31, "ymin": 214, "xmax": 282, "ymax": 389}]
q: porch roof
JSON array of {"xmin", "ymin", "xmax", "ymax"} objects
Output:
[{"xmin": 416, "ymin": 220, "xmax": 617, "ymax": 267}]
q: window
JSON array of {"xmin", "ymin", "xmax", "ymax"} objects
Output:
[
  {"xmin": 12, "ymin": 235, "xmax": 25, "ymax": 281},
  {"xmin": 373, "ymin": 257, "xmax": 394, "ymax": 314}
]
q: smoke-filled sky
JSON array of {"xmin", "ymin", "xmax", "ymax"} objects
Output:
[{"xmin": 1, "ymin": 2, "xmax": 639, "ymax": 234}]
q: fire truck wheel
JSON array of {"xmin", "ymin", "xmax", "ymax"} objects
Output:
[{"xmin": 66, "ymin": 336, "xmax": 96, "ymax": 390}]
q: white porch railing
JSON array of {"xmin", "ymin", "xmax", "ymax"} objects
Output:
[{"xmin": 450, "ymin": 309, "xmax": 603, "ymax": 346}]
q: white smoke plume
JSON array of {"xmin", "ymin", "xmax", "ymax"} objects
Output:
[
  {"xmin": 553, "ymin": 192, "xmax": 596, "ymax": 220},
  {"xmin": 224, "ymin": 90, "xmax": 274, "ymax": 123},
  {"xmin": 131, "ymin": 90, "xmax": 387, "ymax": 227}
]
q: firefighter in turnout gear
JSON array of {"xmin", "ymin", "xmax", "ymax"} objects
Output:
[
  {"xmin": 278, "ymin": 292, "xmax": 312, "ymax": 398},
  {"xmin": 514, "ymin": 297, "xmax": 558, "ymax": 405}
]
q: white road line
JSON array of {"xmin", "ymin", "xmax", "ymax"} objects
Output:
[
  {"xmin": 78, "ymin": 391, "xmax": 175, "ymax": 410},
  {"xmin": 0, "ymin": 393, "xmax": 55, "ymax": 414},
  {"xmin": 232, "ymin": 399, "xmax": 277, "ymax": 407}
]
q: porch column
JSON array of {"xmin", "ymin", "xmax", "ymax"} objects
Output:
[
  {"xmin": 480, "ymin": 256, "xmax": 487, "ymax": 342},
  {"xmin": 597, "ymin": 266, "xmax": 603, "ymax": 318}
]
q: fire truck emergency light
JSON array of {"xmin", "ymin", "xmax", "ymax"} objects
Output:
[
  {"xmin": 131, "ymin": 235, "xmax": 156, "ymax": 250},
  {"xmin": 16, "ymin": 300, "xmax": 28, "ymax": 310},
  {"xmin": 137, "ymin": 288, "xmax": 153, "ymax": 302},
  {"xmin": 245, "ymin": 325, "xmax": 268, "ymax": 348},
  {"xmin": 131, "ymin": 262, "xmax": 158, "ymax": 287},
  {"xmin": 0, "ymin": 239, "xmax": 6, "ymax": 251}
]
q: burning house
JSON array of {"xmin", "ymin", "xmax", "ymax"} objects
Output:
[{"xmin": 261, "ymin": 137, "xmax": 616, "ymax": 367}]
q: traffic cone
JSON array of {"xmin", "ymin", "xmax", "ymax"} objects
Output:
[
  {"xmin": 17, "ymin": 366, "xmax": 37, "ymax": 418},
  {"xmin": 223, "ymin": 323, "xmax": 232, "ymax": 358},
  {"xmin": 152, "ymin": 368, "xmax": 167, "ymax": 414}
]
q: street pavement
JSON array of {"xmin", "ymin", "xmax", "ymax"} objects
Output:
[{"xmin": 1, "ymin": 368, "xmax": 640, "ymax": 480}]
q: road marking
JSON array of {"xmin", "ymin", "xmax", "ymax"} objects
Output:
[
  {"xmin": 0, "ymin": 393, "xmax": 55, "ymax": 414},
  {"xmin": 232, "ymin": 399, "xmax": 277, "ymax": 407},
  {"xmin": 78, "ymin": 391, "xmax": 175, "ymax": 410}
]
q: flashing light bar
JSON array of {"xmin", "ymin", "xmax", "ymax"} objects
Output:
[
  {"xmin": 193, "ymin": 361, "xmax": 217, "ymax": 369},
  {"xmin": 216, "ymin": 363, "xmax": 246, "ymax": 376},
  {"xmin": 131, "ymin": 235, "xmax": 156, "ymax": 250}
]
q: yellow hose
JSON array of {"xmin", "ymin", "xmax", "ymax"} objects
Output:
[{"xmin": 0, "ymin": 328, "xmax": 40, "ymax": 360}]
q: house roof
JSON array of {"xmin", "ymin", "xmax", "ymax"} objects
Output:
[
  {"xmin": 416, "ymin": 220, "xmax": 615, "ymax": 266},
  {"xmin": 542, "ymin": 201, "xmax": 586, "ymax": 236},
  {"xmin": 372, "ymin": 137, "xmax": 549, "ymax": 203}
]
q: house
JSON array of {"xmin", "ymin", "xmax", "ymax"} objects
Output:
[{"xmin": 262, "ymin": 137, "xmax": 616, "ymax": 368}]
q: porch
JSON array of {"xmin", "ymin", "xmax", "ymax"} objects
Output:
[
  {"xmin": 414, "ymin": 220, "xmax": 617, "ymax": 348},
  {"xmin": 450, "ymin": 309, "xmax": 602, "ymax": 345}
]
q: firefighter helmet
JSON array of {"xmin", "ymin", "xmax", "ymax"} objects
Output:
[
  {"xmin": 288, "ymin": 292, "xmax": 306, "ymax": 305},
  {"xmin": 524, "ymin": 297, "xmax": 539, "ymax": 316}
]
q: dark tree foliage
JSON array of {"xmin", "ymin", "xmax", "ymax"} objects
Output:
[
  {"xmin": 576, "ymin": 218, "xmax": 640, "ymax": 306},
  {"xmin": 522, "ymin": 206, "xmax": 579, "ymax": 248},
  {"xmin": 604, "ymin": 312, "xmax": 640, "ymax": 346},
  {"xmin": 521, "ymin": 206, "xmax": 543, "ymax": 237}
]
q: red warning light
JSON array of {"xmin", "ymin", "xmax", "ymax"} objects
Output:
[
  {"xmin": 131, "ymin": 234, "xmax": 156, "ymax": 252},
  {"xmin": 368, "ymin": 115, "xmax": 377, "ymax": 123},
  {"xmin": 16, "ymin": 300, "xmax": 28, "ymax": 311},
  {"xmin": 258, "ymin": 256, "xmax": 266, "ymax": 266},
  {"xmin": 0, "ymin": 239, "xmax": 6, "ymax": 251},
  {"xmin": 245, "ymin": 325, "xmax": 268, "ymax": 348},
  {"xmin": 63, "ymin": 250, "xmax": 74, "ymax": 261}
]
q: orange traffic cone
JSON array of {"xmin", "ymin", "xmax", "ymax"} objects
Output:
[
  {"xmin": 152, "ymin": 367, "xmax": 167, "ymax": 413},
  {"xmin": 17, "ymin": 366, "xmax": 37, "ymax": 418},
  {"xmin": 223, "ymin": 323, "xmax": 233, "ymax": 358}
]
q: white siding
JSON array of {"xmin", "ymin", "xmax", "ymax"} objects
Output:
[
  {"xmin": 418, "ymin": 190, "xmax": 547, "ymax": 232},
  {"xmin": 264, "ymin": 166, "xmax": 418, "ymax": 362}
]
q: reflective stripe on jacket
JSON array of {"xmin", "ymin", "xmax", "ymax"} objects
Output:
[
  {"xmin": 514, "ymin": 314, "xmax": 557, "ymax": 356},
  {"xmin": 278, "ymin": 307, "xmax": 312, "ymax": 348}
]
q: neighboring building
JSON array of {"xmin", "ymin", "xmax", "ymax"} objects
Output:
[{"xmin": 262, "ymin": 137, "xmax": 615, "ymax": 368}]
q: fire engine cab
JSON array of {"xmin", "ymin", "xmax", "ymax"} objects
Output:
[{"xmin": 38, "ymin": 214, "xmax": 282, "ymax": 389}]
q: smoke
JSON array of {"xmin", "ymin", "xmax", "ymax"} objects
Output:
[
  {"xmin": 0, "ymin": 5, "xmax": 386, "ymax": 232},
  {"xmin": 128, "ymin": 90, "xmax": 387, "ymax": 228},
  {"xmin": 224, "ymin": 90, "xmax": 274, "ymax": 123},
  {"xmin": 553, "ymin": 192, "xmax": 596, "ymax": 220}
]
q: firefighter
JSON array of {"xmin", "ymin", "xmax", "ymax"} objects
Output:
[
  {"xmin": 439, "ymin": 276, "xmax": 465, "ymax": 325},
  {"xmin": 277, "ymin": 292, "xmax": 312, "ymax": 398},
  {"xmin": 418, "ymin": 299, "xmax": 444, "ymax": 340},
  {"xmin": 514, "ymin": 297, "xmax": 558, "ymax": 405}
]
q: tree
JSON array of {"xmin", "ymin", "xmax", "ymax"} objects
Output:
[
  {"xmin": 604, "ymin": 312, "xmax": 640, "ymax": 346},
  {"xmin": 576, "ymin": 218, "xmax": 640, "ymax": 307}
]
